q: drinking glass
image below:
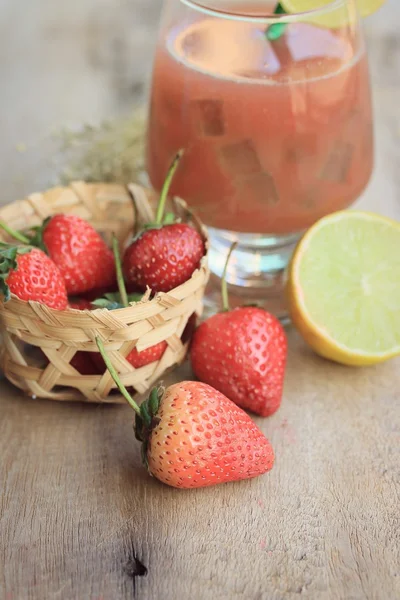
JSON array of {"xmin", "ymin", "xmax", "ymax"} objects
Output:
[{"xmin": 146, "ymin": 0, "xmax": 374, "ymax": 318}]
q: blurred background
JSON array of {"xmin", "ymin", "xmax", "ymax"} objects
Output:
[{"xmin": 0, "ymin": 0, "xmax": 398, "ymax": 208}]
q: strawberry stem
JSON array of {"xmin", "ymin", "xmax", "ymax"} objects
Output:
[
  {"xmin": 0, "ymin": 222, "xmax": 30, "ymax": 245},
  {"xmin": 221, "ymin": 241, "xmax": 238, "ymax": 312},
  {"xmin": 126, "ymin": 186, "xmax": 139, "ymax": 236},
  {"xmin": 112, "ymin": 234, "xmax": 129, "ymax": 308},
  {"xmin": 95, "ymin": 336, "xmax": 141, "ymax": 415},
  {"xmin": 155, "ymin": 149, "xmax": 184, "ymax": 225}
]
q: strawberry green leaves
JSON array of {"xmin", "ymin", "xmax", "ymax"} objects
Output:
[
  {"xmin": 92, "ymin": 292, "xmax": 142, "ymax": 310},
  {"xmin": 0, "ymin": 243, "xmax": 31, "ymax": 301}
]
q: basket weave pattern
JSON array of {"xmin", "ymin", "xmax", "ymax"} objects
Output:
[{"xmin": 0, "ymin": 182, "xmax": 209, "ymax": 402}]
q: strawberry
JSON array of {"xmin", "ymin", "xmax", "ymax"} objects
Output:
[
  {"xmin": 123, "ymin": 224, "xmax": 204, "ymax": 294},
  {"xmin": 191, "ymin": 307, "xmax": 287, "ymax": 417},
  {"xmin": 41, "ymin": 215, "xmax": 116, "ymax": 295},
  {"xmin": 96, "ymin": 337, "xmax": 275, "ymax": 489},
  {"xmin": 0, "ymin": 245, "xmax": 68, "ymax": 310},
  {"xmin": 80, "ymin": 285, "xmax": 118, "ymax": 302},
  {"xmin": 181, "ymin": 312, "xmax": 197, "ymax": 346},
  {"xmin": 92, "ymin": 340, "xmax": 167, "ymax": 371},
  {"xmin": 190, "ymin": 245, "xmax": 287, "ymax": 417},
  {"xmin": 69, "ymin": 298, "xmax": 93, "ymax": 310},
  {"xmin": 128, "ymin": 341, "xmax": 167, "ymax": 367},
  {"xmin": 38, "ymin": 346, "xmax": 99, "ymax": 376},
  {"xmin": 67, "ymin": 299, "xmax": 100, "ymax": 374},
  {"xmin": 142, "ymin": 381, "xmax": 274, "ymax": 488},
  {"xmin": 70, "ymin": 351, "xmax": 99, "ymax": 375},
  {"xmin": 123, "ymin": 151, "xmax": 204, "ymax": 293}
]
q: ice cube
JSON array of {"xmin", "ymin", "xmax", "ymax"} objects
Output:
[
  {"xmin": 285, "ymin": 134, "xmax": 319, "ymax": 162},
  {"xmin": 343, "ymin": 109, "xmax": 362, "ymax": 138},
  {"xmin": 300, "ymin": 190, "xmax": 317, "ymax": 210},
  {"xmin": 220, "ymin": 139, "xmax": 262, "ymax": 176},
  {"xmin": 342, "ymin": 112, "xmax": 373, "ymax": 164},
  {"xmin": 239, "ymin": 171, "xmax": 279, "ymax": 206},
  {"xmin": 192, "ymin": 99, "xmax": 225, "ymax": 137},
  {"xmin": 160, "ymin": 88, "xmax": 182, "ymax": 120},
  {"xmin": 320, "ymin": 142, "xmax": 353, "ymax": 183}
]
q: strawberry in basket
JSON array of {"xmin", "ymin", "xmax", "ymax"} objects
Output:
[
  {"xmin": 91, "ymin": 235, "xmax": 168, "ymax": 371},
  {"xmin": 123, "ymin": 150, "xmax": 205, "ymax": 294},
  {"xmin": 0, "ymin": 244, "xmax": 68, "ymax": 310}
]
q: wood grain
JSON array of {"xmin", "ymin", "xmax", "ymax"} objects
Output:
[
  {"xmin": 1, "ymin": 333, "xmax": 399, "ymax": 600},
  {"xmin": 0, "ymin": 1, "xmax": 399, "ymax": 599}
]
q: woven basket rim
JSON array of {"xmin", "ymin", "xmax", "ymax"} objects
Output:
[{"xmin": 0, "ymin": 181, "xmax": 209, "ymax": 318}]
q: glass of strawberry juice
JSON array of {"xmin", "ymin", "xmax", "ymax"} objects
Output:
[{"xmin": 147, "ymin": 0, "xmax": 374, "ymax": 318}]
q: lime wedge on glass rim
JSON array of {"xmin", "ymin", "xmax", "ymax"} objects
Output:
[
  {"xmin": 287, "ymin": 211, "xmax": 400, "ymax": 366},
  {"xmin": 280, "ymin": 0, "xmax": 387, "ymax": 28}
]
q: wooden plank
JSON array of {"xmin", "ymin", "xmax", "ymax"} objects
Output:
[
  {"xmin": 0, "ymin": 333, "xmax": 399, "ymax": 599},
  {"xmin": 0, "ymin": 0, "xmax": 399, "ymax": 598}
]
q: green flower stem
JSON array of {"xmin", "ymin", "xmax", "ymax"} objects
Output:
[
  {"xmin": 221, "ymin": 241, "xmax": 238, "ymax": 313},
  {"xmin": 0, "ymin": 222, "xmax": 30, "ymax": 245},
  {"xmin": 155, "ymin": 149, "xmax": 184, "ymax": 225},
  {"xmin": 95, "ymin": 336, "xmax": 141, "ymax": 415},
  {"xmin": 112, "ymin": 234, "xmax": 129, "ymax": 308}
]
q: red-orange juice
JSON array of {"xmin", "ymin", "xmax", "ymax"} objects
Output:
[{"xmin": 147, "ymin": 13, "xmax": 373, "ymax": 235}]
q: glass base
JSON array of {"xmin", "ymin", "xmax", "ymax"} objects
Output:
[{"xmin": 204, "ymin": 227, "xmax": 302, "ymax": 322}]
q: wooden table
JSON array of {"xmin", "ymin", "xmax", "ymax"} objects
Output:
[{"xmin": 0, "ymin": 2, "xmax": 399, "ymax": 598}]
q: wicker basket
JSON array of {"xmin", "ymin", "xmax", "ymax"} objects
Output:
[{"xmin": 0, "ymin": 181, "xmax": 209, "ymax": 403}]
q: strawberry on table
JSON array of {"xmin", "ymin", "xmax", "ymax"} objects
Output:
[
  {"xmin": 143, "ymin": 381, "xmax": 274, "ymax": 488},
  {"xmin": 123, "ymin": 150, "xmax": 205, "ymax": 293},
  {"xmin": 0, "ymin": 245, "xmax": 68, "ymax": 310},
  {"xmin": 190, "ymin": 244, "xmax": 287, "ymax": 417},
  {"xmin": 191, "ymin": 307, "xmax": 287, "ymax": 417},
  {"xmin": 96, "ymin": 337, "xmax": 275, "ymax": 489}
]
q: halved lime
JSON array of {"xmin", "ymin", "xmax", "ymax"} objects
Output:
[
  {"xmin": 280, "ymin": 0, "xmax": 386, "ymax": 28},
  {"xmin": 288, "ymin": 211, "xmax": 400, "ymax": 366}
]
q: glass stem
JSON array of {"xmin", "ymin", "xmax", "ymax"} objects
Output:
[{"xmin": 221, "ymin": 241, "xmax": 238, "ymax": 312}]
